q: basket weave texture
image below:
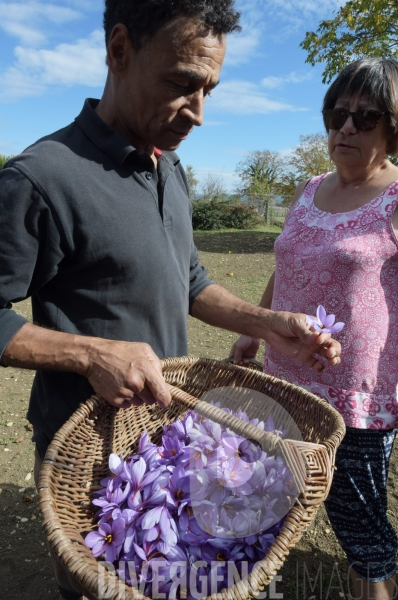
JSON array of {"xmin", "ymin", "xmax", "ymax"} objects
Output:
[{"xmin": 39, "ymin": 357, "xmax": 346, "ymax": 600}]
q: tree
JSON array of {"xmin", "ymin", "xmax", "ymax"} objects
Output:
[
  {"xmin": 290, "ymin": 133, "xmax": 335, "ymax": 180},
  {"xmin": 200, "ymin": 173, "xmax": 227, "ymax": 200},
  {"xmin": 0, "ymin": 155, "xmax": 13, "ymax": 170},
  {"xmin": 185, "ymin": 165, "xmax": 198, "ymax": 200},
  {"xmin": 278, "ymin": 133, "xmax": 335, "ymax": 205},
  {"xmin": 235, "ymin": 150, "xmax": 284, "ymax": 197},
  {"xmin": 300, "ymin": 0, "xmax": 398, "ymax": 83}
]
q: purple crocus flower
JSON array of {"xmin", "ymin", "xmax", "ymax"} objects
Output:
[
  {"xmin": 95, "ymin": 476, "xmax": 131, "ymax": 509},
  {"xmin": 140, "ymin": 504, "xmax": 178, "ymax": 553},
  {"xmin": 211, "ymin": 456, "xmax": 253, "ymax": 492},
  {"xmin": 137, "ymin": 432, "xmax": 162, "ymax": 468},
  {"xmin": 167, "ymin": 465, "xmax": 191, "ymax": 512},
  {"xmin": 85, "ymin": 518, "xmax": 126, "ymax": 562},
  {"xmin": 125, "ymin": 457, "xmax": 160, "ymax": 510},
  {"xmin": 159, "ymin": 435, "xmax": 185, "ymax": 464},
  {"xmin": 88, "ymin": 406, "xmax": 298, "ymax": 597},
  {"xmin": 238, "ymin": 439, "xmax": 263, "ymax": 463},
  {"xmin": 179, "ymin": 508, "xmax": 211, "ymax": 546},
  {"xmin": 306, "ymin": 304, "xmax": 345, "ymax": 334},
  {"xmin": 163, "ymin": 413, "xmax": 193, "ymax": 444}
]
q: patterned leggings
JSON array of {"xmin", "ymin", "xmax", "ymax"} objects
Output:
[{"xmin": 324, "ymin": 427, "xmax": 397, "ymax": 582}]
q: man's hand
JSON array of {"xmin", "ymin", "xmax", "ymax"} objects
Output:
[
  {"xmin": 2, "ymin": 323, "xmax": 172, "ymax": 409},
  {"xmin": 84, "ymin": 339, "xmax": 172, "ymax": 409},
  {"xmin": 265, "ymin": 310, "xmax": 341, "ymax": 371},
  {"xmin": 229, "ymin": 335, "xmax": 261, "ymax": 365},
  {"xmin": 192, "ymin": 285, "xmax": 341, "ymax": 372}
]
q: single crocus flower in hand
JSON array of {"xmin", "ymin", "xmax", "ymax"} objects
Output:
[{"xmin": 306, "ymin": 305, "xmax": 345, "ymax": 334}]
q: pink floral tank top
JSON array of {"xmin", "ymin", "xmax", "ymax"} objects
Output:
[{"xmin": 264, "ymin": 174, "xmax": 398, "ymax": 429}]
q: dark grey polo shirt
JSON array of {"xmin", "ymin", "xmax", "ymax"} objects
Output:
[{"xmin": 0, "ymin": 98, "xmax": 212, "ymax": 454}]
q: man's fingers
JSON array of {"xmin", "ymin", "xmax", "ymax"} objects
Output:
[
  {"xmin": 317, "ymin": 340, "xmax": 342, "ymax": 364},
  {"xmin": 139, "ymin": 369, "xmax": 171, "ymax": 408},
  {"xmin": 289, "ymin": 314, "xmax": 334, "ymax": 347}
]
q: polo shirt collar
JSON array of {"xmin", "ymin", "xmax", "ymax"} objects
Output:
[
  {"xmin": 75, "ymin": 98, "xmax": 182, "ymax": 169},
  {"xmin": 75, "ymin": 98, "xmax": 136, "ymax": 165}
]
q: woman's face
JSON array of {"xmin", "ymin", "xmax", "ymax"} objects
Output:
[{"xmin": 328, "ymin": 94, "xmax": 390, "ymax": 169}]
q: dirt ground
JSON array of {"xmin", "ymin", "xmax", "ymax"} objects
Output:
[{"xmin": 1, "ymin": 227, "xmax": 397, "ymax": 600}]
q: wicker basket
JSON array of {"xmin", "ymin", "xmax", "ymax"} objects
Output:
[{"xmin": 39, "ymin": 357, "xmax": 346, "ymax": 600}]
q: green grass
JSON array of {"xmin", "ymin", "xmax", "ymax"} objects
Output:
[{"xmin": 193, "ymin": 223, "xmax": 282, "ymax": 236}]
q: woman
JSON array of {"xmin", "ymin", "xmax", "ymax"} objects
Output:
[{"xmin": 230, "ymin": 58, "xmax": 398, "ymax": 600}]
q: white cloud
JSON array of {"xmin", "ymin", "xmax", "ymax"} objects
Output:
[
  {"xmin": 224, "ymin": 1, "xmax": 266, "ymax": 66},
  {"xmin": 266, "ymin": 0, "xmax": 345, "ymax": 19},
  {"xmin": 222, "ymin": 0, "xmax": 348, "ymax": 64},
  {"xmin": 224, "ymin": 28, "xmax": 262, "ymax": 66},
  {"xmin": 259, "ymin": 0, "xmax": 347, "ymax": 40},
  {"xmin": 261, "ymin": 71, "xmax": 313, "ymax": 89},
  {"xmin": 209, "ymin": 80, "xmax": 307, "ymax": 115},
  {"xmin": 0, "ymin": 2, "xmax": 81, "ymax": 45},
  {"xmin": 0, "ymin": 30, "xmax": 106, "ymax": 101}
]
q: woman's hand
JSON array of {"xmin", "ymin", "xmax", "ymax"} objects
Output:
[{"xmin": 229, "ymin": 335, "xmax": 261, "ymax": 365}]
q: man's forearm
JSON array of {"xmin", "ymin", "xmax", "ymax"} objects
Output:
[
  {"xmin": 192, "ymin": 283, "xmax": 341, "ymax": 370},
  {"xmin": 191, "ymin": 284, "xmax": 273, "ymax": 339},
  {"xmin": 1, "ymin": 322, "xmax": 93, "ymax": 374},
  {"xmin": 1, "ymin": 322, "xmax": 171, "ymax": 408}
]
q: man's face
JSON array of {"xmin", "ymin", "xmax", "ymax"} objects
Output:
[{"xmin": 113, "ymin": 16, "xmax": 226, "ymax": 151}]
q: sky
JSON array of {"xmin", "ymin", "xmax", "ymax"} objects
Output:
[{"xmin": 0, "ymin": 0, "xmax": 345, "ymax": 191}]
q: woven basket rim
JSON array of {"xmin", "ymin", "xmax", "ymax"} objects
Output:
[{"xmin": 39, "ymin": 356, "xmax": 346, "ymax": 600}]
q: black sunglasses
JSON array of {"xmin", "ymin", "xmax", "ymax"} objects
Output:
[{"xmin": 322, "ymin": 108, "xmax": 388, "ymax": 132}]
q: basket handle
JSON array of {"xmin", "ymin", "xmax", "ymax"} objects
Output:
[{"xmin": 167, "ymin": 383, "xmax": 307, "ymax": 494}]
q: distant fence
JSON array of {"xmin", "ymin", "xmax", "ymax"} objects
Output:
[{"xmin": 241, "ymin": 194, "xmax": 290, "ymax": 226}]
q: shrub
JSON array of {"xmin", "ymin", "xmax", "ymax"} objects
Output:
[
  {"xmin": 192, "ymin": 199, "xmax": 260, "ymax": 231},
  {"xmin": 0, "ymin": 155, "xmax": 13, "ymax": 170}
]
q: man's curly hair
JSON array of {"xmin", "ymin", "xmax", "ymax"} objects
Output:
[{"xmin": 103, "ymin": 0, "xmax": 241, "ymax": 49}]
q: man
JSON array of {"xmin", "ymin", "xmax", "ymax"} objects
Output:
[{"xmin": 0, "ymin": 1, "xmax": 340, "ymax": 598}]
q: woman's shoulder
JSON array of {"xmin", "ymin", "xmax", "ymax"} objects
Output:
[{"xmin": 290, "ymin": 173, "xmax": 330, "ymax": 208}]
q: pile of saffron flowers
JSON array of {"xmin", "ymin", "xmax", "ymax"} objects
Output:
[{"xmin": 86, "ymin": 407, "xmax": 297, "ymax": 599}]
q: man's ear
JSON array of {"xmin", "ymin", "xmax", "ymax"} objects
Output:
[{"xmin": 106, "ymin": 24, "xmax": 133, "ymax": 75}]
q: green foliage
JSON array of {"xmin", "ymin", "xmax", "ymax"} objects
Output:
[
  {"xmin": 235, "ymin": 150, "xmax": 284, "ymax": 196},
  {"xmin": 185, "ymin": 164, "xmax": 198, "ymax": 199},
  {"xmin": 290, "ymin": 132, "xmax": 335, "ymax": 180},
  {"xmin": 192, "ymin": 199, "xmax": 261, "ymax": 231},
  {"xmin": 301, "ymin": 0, "xmax": 398, "ymax": 83},
  {"xmin": 0, "ymin": 155, "xmax": 13, "ymax": 170},
  {"xmin": 277, "ymin": 133, "xmax": 335, "ymax": 203},
  {"xmin": 389, "ymin": 155, "xmax": 398, "ymax": 166}
]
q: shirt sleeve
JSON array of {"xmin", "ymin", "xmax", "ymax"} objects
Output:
[
  {"xmin": 176, "ymin": 163, "xmax": 214, "ymax": 313},
  {"xmin": 0, "ymin": 166, "xmax": 65, "ymax": 363},
  {"xmin": 188, "ymin": 239, "xmax": 214, "ymax": 313}
]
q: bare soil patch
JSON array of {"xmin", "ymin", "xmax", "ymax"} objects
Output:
[{"xmin": 1, "ymin": 228, "xmax": 397, "ymax": 599}]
